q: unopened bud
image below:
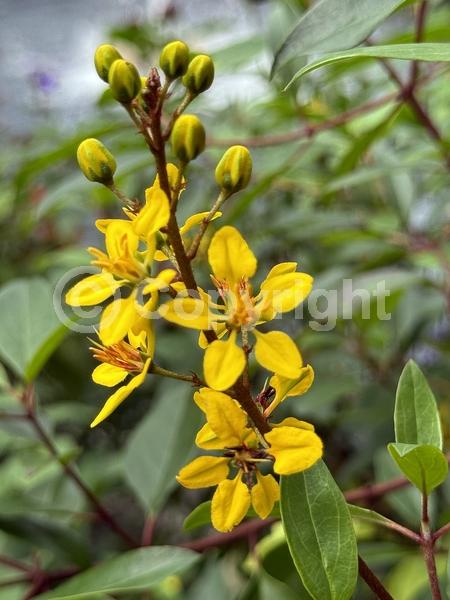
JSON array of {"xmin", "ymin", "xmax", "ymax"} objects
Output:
[
  {"xmin": 171, "ymin": 115, "xmax": 206, "ymax": 163},
  {"xmin": 108, "ymin": 59, "xmax": 141, "ymax": 103},
  {"xmin": 159, "ymin": 41, "xmax": 190, "ymax": 79},
  {"xmin": 182, "ymin": 54, "xmax": 214, "ymax": 95},
  {"xmin": 94, "ymin": 44, "xmax": 122, "ymax": 82},
  {"xmin": 77, "ymin": 138, "xmax": 116, "ymax": 184},
  {"xmin": 215, "ymin": 145, "xmax": 252, "ymax": 192}
]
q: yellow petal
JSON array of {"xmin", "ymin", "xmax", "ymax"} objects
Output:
[
  {"xmin": 208, "ymin": 226, "xmax": 257, "ymax": 285},
  {"xmin": 265, "ymin": 425, "xmax": 323, "ymax": 475},
  {"xmin": 273, "ymin": 417, "xmax": 315, "ymax": 431},
  {"xmin": 264, "ymin": 262, "xmax": 298, "ymax": 279},
  {"xmin": 204, "ymin": 330, "xmax": 246, "ymax": 391},
  {"xmin": 99, "ymin": 293, "xmax": 138, "ymax": 346},
  {"xmin": 134, "ymin": 188, "xmax": 170, "ymax": 238},
  {"xmin": 95, "ymin": 218, "xmax": 130, "ymax": 233},
  {"xmin": 251, "ymin": 472, "xmax": 280, "ymax": 519},
  {"xmin": 65, "ymin": 272, "xmax": 121, "ymax": 306},
  {"xmin": 105, "ymin": 220, "xmax": 138, "ymax": 260},
  {"xmin": 193, "ymin": 387, "xmax": 229, "ymax": 413},
  {"xmin": 265, "ymin": 365, "xmax": 314, "ymax": 417},
  {"xmin": 176, "ymin": 456, "xmax": 230, "ymax": 489},
  {"xmin": 128, "ymin": 315, "xmax": 155, "ymax": 354},
  {"xmin": 159, "ymin": 297, "xmax": 213, "ymax": 330},
  {"xmin": 180, "ymin": 211, "xmax": 222, "ymax": 235},
  {"xmin": 260, "ymin": 272, "xmax": 313, "ymax": 314},
  {"xmin": 195, "ymin": 422, "xmax": 225, "ymax": 450},
  {"xmin": 154, "ymin": 249, "xmax": 169, "ymax": 261},
  {"xmin": 211, "ymin": 474, "xmax": 251, "ymax": 532},
  {"xmin": 202, "ymin": 389, "xmax": 248, "ymax": 446},
  {"xmin": 90, "ymin": 358, "xmax": 151, "ymax": 427},
  {"xmin": 154, "ymin": 163, "xmax": 185, "ymax": 196},
  {"xmin": 92, "ymin": 363, "xmax": 128, "ymax": 387},
  {"xmin": 142, "ymin": 269, "xmax": 176, "ymax": 294},
  {"xmin": 253, "ymin": 330, "xmax": 302, "ymax": 379}
]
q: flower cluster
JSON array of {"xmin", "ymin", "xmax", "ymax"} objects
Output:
[{"xmin": 67, "ymin": 40, "xmax": 323, "ymax": 532}]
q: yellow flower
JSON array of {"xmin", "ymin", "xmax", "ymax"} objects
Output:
[
  {"xmin": 160, "ymin": 226, "xmax": 313, "ymax": 391},
  {"xmin": 263, "ymin": 363, "xmax": 315, "ymax": 418},
  {"xmin": 176, "ymin": 388, "xmax": 322, "ymax": 531},
  {"xmin": 66, "ymin": 208, "xmax": 175, "ymax": 346},
  {"xmin": 89, "ymin": 321, "xmax": 154, "ymax": 427}
]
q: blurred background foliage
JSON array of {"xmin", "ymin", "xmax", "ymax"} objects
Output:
[{"xmin": 0, "ymin": 0, "xmax": 449, "ymax": 598}]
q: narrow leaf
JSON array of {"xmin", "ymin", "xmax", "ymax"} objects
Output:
[
  {"xmin": 35, "ymin": 546, "xmax": 199, "ymax": 599},
  {"xmin": 285, "ymin": 43, "xmax": 450, "ymax": 88},
  {"xmin": 394, "ymin": 360, "xmax": 442, "ymax": 449},
  {"xmin": 280, "ymin": 460, "xmax": 357, "ymax": 600}
]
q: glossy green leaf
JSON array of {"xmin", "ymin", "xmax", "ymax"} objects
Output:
[
  {"xmin": 280, "ymin": 460, "xmax": 357, "ymax": 600},
  {"xmin": 286, "ymin": 43, "xmax": 450, "ymax": 88},
  {"xmin": 394, "ymin": 360, "xmax": 442, "ymax": 449},
  {"xmin": 123, "ymin": 382, "xmax": 202, "ymax": 513},
  {"xmin": 0, "ymin": 278, "xmax": 69, "ymax": 381},
  {"xmin": 272, "ymin": 0, "xmax": 411, "ymax": 77},
  {"xmin": 388, "ymin": 443, "xmax": 448, "ymax": 494},
  {"xmin": 35, "ymin": 546, "xmax": 200, "ymax": 599}
]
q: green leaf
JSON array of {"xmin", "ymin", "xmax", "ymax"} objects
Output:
[
  {"xmin": 0, "ymin": 514, "xmax": 89, "ymax": 567},
  {"xmin": 388, "ymin": 443, "xmax": 448, "ymax": 494},
  {"xmin": 334, "ymin": 105, "xmax": 402, "ymax": 176},
  {"xmin": 286, "ymin": 43, "xmax": 450, "ymax": 88},
  {"xmin": 35, "ymin": 546, "xmax": 200, "ymax": 599},
  {"xmin": 183, "ymin": 501, "xmax": 212, "ymax": 531},
  {"xmin": 123, "ymin": 382, "xmax": 203, "ymax": 513},
  {"xmin": 259, "ymin": 570, "xmax": 302, "ymax": 600},
  {"xmin": 348, "ymin": 504, "xmax": 399, "ymax": 529},
  {"xmin": 394, "ymin": 360, "xmax": 442, "ymax": 449},
  {"xmin": 0, "ymin": 278, "xmax": 69, "ymax": 381},
  {"xmin": 183, "ymin": 500, "xmax": 281, "ymax": 531},
  {"xmin": 280, "ymin": 460, "xmax": 358, "ymax": 600},
  {"xmin": 272, "ymin": 0, "xmax": 412, "ymax": 77}
]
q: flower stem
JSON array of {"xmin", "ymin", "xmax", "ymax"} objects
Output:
[
  {"xmin": 150, "ymin": 363, "xmax": 201, "ymax": 384},
  {"xmin": 421, "ymin": 492, "xmax": 442, "ymax": 599},
  {"xmin": 188, "ymin": 189, "xmax": 230, "ymax": 259}
]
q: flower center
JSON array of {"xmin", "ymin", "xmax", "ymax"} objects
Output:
[
  {"xmin": 90, "ymin": 339, "xmax": 145, "ymax": 372},
  {"xmin": 214, "ymin": 278, "xmax": 258, "ymax": 329}
]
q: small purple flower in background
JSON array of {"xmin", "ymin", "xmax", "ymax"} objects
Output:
[{"xmin": 29, "ymin": 70, "xmax": 58, "ymax": 94}]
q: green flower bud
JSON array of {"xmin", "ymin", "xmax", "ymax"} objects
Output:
[
  {"xmin": 159, "ymin": 40, "xmax": 190, "ymax": 79},
  {"xmin": 108, "ymin": 59, "xmax": 141, "ymax": 103},
  {"xmin": 77, "ymin": 138, "xmax": 116, "ymax": 184},
  {"xmin": 94, "ymin": 44, "xmax": 122, "ymax": 82},
  {"xmin": 215, "ymin": 145, "xmax": 252, "ymax": 193},
  {"xmin": 182, "ymin": 54, "xmax": 214, "ymax": 94},
  {"xmin": 171, "ymin": 114, "xmax": 206, "ymax": 163}
]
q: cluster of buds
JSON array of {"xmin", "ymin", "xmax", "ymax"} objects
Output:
[{"xmin": 69, "ymin": 40, "xmax": 321, "ymax": 533}]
